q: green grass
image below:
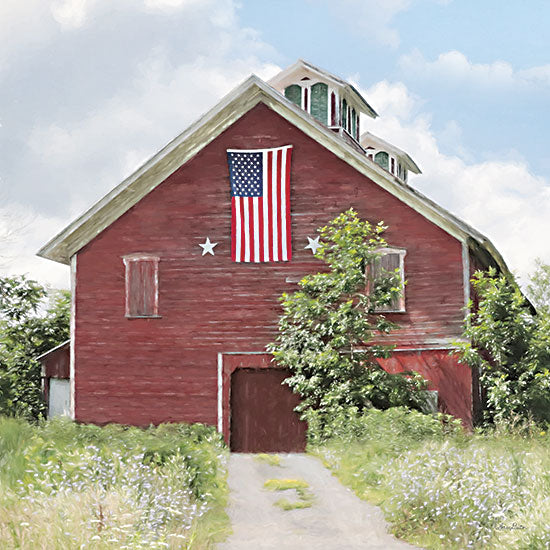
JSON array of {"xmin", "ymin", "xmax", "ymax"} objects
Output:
[
  {"xmin": 310, "ymin": 407, "xmax": 550, "ymax": 549},
  {"xmin": 0, "ymin": 416, "xmax": 231, "ymax": 549},
  {"xmin": 274, "ymin": 492, "xmax": 314, "ymax": 511},
  {"xmin": 263, "ymin": 478, "xmax": 309, "ymax": 491},
  {"xmin": 264, "ymin": 478, "xmax": 314, "ymax": 511},
  {"xmin": 254, "ymin": 453, "xmax": 282, "ymax": 466}
]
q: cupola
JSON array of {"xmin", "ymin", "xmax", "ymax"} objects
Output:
[
  {"xmin": 360, "ymin": 132, "xmax": 421, "ymax": 183},
  {"xmin": 269, "ymin": 59, "xmax": 378, "ymax": 147}
]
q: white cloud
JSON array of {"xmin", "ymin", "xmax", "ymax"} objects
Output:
[
  {"xmin": 399, "ymin": 49, "xmax": 550, "ymax": 92},
  {"xmin": 358, "ymin": 80, "xmax": 419, "ymax": 120},
  {"xmin": 0, "ymin": 205, "xmax": 71, "ymax": 289},
  {"xmin": 143, "ymin": 0, "xmax": 209, "ymax": 11},
  {"xmin": 50, "ymin": 0, "xmax": 91, "ymax": 28},
  {"xmin": 1, "ymin": 0, "xmax": 280, "ymax": 287},
  {"xmin": 26, "ymin": 52, "xmax": 280, "ymax": 213},
  {"xmin": 361, "ymin": 80, "xmax": 550, "ymax": 282}
]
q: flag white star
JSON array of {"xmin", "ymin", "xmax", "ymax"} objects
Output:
[
  {"xmin": 305, "ymin": 236, "xmax": 321, "ymax": 255},
  {"xmin": 199, "ymin": 237, "xmax": 218, "ymax": 256}
]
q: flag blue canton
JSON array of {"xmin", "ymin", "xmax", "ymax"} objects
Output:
[{"xmin": 227, "ymin": 151, "xmax": 263, "ymax": 197}]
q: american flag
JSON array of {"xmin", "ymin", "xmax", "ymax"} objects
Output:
[{"xmin": 227, "ymin": 145, "xmax": 293, "ymax": 262}]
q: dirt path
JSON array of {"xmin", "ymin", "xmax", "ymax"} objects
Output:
[{"xmin": 217, "ymin": 453, "xmax": 422, "ymax": 550}]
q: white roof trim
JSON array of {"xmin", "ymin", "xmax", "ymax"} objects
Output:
[
  {"xmin": 37, "ymin": 73, "xmax": 509, "ymax": 275},
  {"xmin": 36, "ymin": 339, "xmax": 70, "ymax": 361},
  {"xmin": 361, "ymin": 131, "xmax": 421, "ymax": 174}
]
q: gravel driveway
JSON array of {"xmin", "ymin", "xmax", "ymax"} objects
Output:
[{"xmin": 217, "ymin": 453, "xmax": 422, "ymax": 550}]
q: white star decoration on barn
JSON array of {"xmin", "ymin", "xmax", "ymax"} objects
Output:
[
  {"xmin": 305, "ymin": 236, "xmax": 321, "ymax": 255},
  {"xmin": 199, "ymin": 237, "xmax": 218, "ymax": 256}
]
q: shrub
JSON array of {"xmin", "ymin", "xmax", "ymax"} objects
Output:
[
  {"xmin": 455, "ymin": 268, "xmax": 550, "ymax": 425},
  {"xmin": 269, "ymin": 209, "xmax": 428, "ymax": 427}
]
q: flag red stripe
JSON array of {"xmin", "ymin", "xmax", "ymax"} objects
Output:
[
  {"xmin": 276, "ymin": 149, "xmax": 283, "ymax": 261},
  {"xmin": 231, "ymin": 197, "xmax": 236, "ymax": 261},
  {"xmin": 239, "ymin": 198, "xmax": 245, "ymax": 262},
  {"xmin": 266, "ymin": 150, "xmax": 273, "ymax": 262},
  {"xmin": 248, "ymin": 197, "xmax": 254, "ymax": 262},
  {"xmin": 285, "ymin": 147, "xmax": 292, "ymax": 260},
  {"xmin": 258, "ymin": 197, "xmax": 264, "ymax": 262}
]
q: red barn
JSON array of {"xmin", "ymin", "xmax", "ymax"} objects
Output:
[{"xmin": 38, "ymin": 60, "xmax": 510, "ymax": 451}]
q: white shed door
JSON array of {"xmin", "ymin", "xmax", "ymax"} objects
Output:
[{"xmin": 49, "ymin": 379, "xmax": 71, "ymax": 418}]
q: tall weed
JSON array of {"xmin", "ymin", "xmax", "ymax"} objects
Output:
[
  {"xmin": 313, "ymin": 408, "xmax": 550, "ymax": 549},
  {"xmin": 0, "ymin": 417, "xmax": 229, "ymax": 549}
]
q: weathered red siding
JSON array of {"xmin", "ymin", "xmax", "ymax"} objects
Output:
[
  {"xmin": 40, "ymin": 344, "xmax": 70, "ymax": 380},
  {"xmin": 74, "ymin": 103, "xmax": 469, "ymax": 428},
  {"xmin": 377, "ymin": 350, "xmax": 472, "ymax": 426},
  {"xmin": 39, "ymin": 342, "xmax": 70, "ymax": 407}
]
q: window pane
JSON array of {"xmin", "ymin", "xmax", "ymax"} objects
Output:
[
  {"xmin": 330, "ymin": 92, "xmax": 337, "ymax": 126},
  {"xmin": 341, "ymin": 98, "xmax": 347, "ymax": 127},
  {"xmin": 284, "ymin": 85, "xmax": 302, "ymax": 107},
  {"xmin": 310, "ymin": 82, "xmax": 328, "ymax": 124},
  {"xmin": 374, "ymin": 151, "xmax": 389, "ymax": 171}
]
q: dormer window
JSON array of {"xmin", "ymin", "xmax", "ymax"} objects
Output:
[
  {"xmin": 275, "ymin": 61, "xmax": 377, "ymax": 146},
  {"xmin": 360, "ymin": 131, "xmax": 421, "ymax": 183}
]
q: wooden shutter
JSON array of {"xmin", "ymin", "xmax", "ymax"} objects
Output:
[
  {"xmin": 310, "ymin": 82, "xmax": 328, "ymax": 124},
  {"xmin": 284, "ymin": 85, "xmax": 301, "ymax": 107},
  {"xmin": 374, "ymin": 151, "xmax": 389, "ymax": 171},
  {"xmin": 124, "ymin": 257, "xmax": 159, "ymax": 317}
]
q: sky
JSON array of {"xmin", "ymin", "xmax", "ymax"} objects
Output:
[{"xmin": 1, "ymin": 0, "xmax": 550, "ymax": 291}]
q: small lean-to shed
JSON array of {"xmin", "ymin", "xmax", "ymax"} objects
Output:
[
  {"xmin": 36, "ymin": 60, "xmax": 512, "ymax": 450},
  {"xmin": 37, "ymin": 340, "xmax": 71, "ymax": 418}
]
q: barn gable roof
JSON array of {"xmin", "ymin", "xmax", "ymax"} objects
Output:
[{"xmin": 37, "ymin": 73, "xmax": 509, "ymax": 275}]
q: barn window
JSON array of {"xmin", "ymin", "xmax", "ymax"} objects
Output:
[
  {"xmin": 284, "ymin": 84, "xmax": 302, "ymax": 107},
  {"xmin": 330, "ymin": 92, "xmax": 337, "ymax": 126},
  {"xmin": 391, "ymin": 157, "xmax": 395, "ymax": 175},
  {"xmin": 123, "ymin": 255, "xmax": 160, "ymax": 318},
  {"xmin": 341, "ymin": 98, "xmax": 348, "ymax": 128},
  {"xmin": 366, "ymin": 248, "xmax": 406, "ymax": 312},
  {"xmin": 374, "ymin": 151, "xmax": 389, "ymax": 171},
  {"xmin": 310, "ymin": 82, "xmax": 328, "ymax": 124},
  {"xmin": 303, "ymin": 86, "xmax": 309, "ymax": 112}
]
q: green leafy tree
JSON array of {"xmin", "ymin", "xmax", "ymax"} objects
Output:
[
  {"xmin": 527, "ymin": 258, "xmax": 550, "ymax": 316},
  {"xmin": 0, "ymin": 276, "xmax": 70, "ymax": 419},
  {"xmin": 455, "ymin": 268, "xmax": 550, "ymax": 425},
  {"xmin": 268, "ymin": 209, "xmax": 427, "ymax": 430}
]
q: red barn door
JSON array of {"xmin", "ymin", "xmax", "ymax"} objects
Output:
[{"xmin": 230, "ymin": 368, "xmax": 307, "ymax": 452}]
